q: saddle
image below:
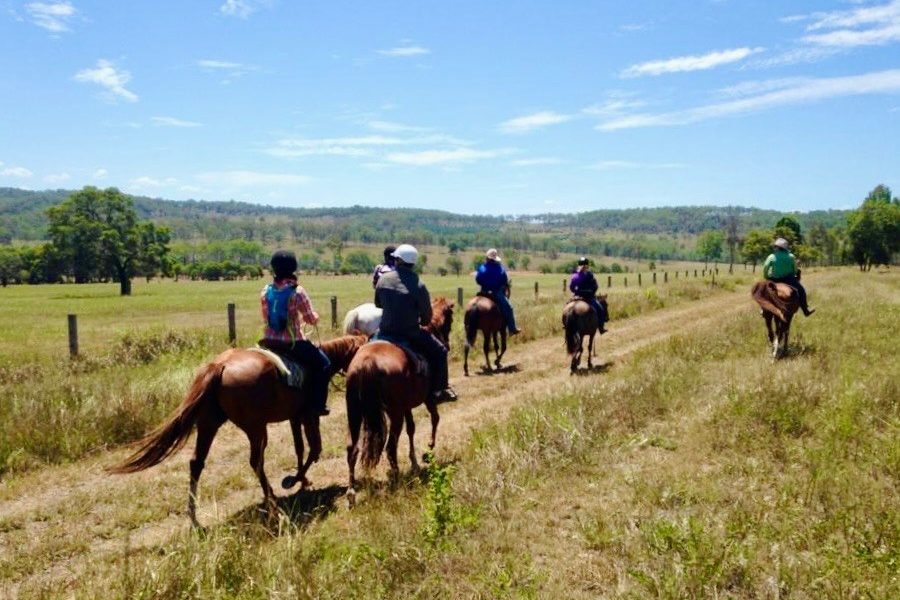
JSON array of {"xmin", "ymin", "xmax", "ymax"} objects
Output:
[
  {"xmin": 368, "ymin": 334, "xmax": 429, "ymax": 377},
  {"xmin": 247, "ymin": 346, "xmax": 306, "ymax": 388}
]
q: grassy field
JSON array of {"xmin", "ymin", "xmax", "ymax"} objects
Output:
[
  {"xmin": 0, "ymin": 265, "xmax": 747, "ymax": 476},
  {"xmin": 3, "ymin": 268, "xmax": 894, "ymax": 598}
]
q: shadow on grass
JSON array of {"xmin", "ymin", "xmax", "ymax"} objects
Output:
[
  {"xmin": 572, "ymin": 362, "xmax": 613, "ymax": 377},
  {"xmin": 225, "ymin": 483, "xmax": 347, "ymax": 532},
  {"xmin": 476, "ymin": 364, "xmax": 521, "ymax": 376}
]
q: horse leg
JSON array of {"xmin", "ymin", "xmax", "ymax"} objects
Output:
[
  {"xmin": 483, "ymin": 333, "xmax": 492, "ymax": 372},
  {"xmin": 246, "ymin": 426, "xmax": 276, "ymax": 515},
  {"xmin": 281, "ymin": 416, "xmax": 305, "ymax": 490},
  {"xmin": 587, "ymin": 333, "xmax": 595, "ymax": 369},
  {"xmin": 425, "ymin": 398, "xmax": 440, "ymax": 451},
  {"xmin": 463, "ymin": 343, "xmax": 470, "ymax": 377},
  {"xmin": 404, "ymin": 410, "xmax": 420, "ymax": 473},
  {"xmin": 188, "ymin": 410, "xmax": 225, "ymax": 528},
  {"xmin": 496, "ymin": 330, "xmax": 506, "ymax": 369},
  {"xmin": 346, "ymin": 390, "xmax": 362, "ymax": 508},
  {"xmin": 386, "ymin": 414, "xmax": 404, "ymax": 482},
  {"xmin": 299, "ymin": 414, "xmax": 322, "ymax": 487}
]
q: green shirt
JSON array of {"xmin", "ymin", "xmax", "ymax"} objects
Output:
[{"xmin": 763, "ymin": 250, "xmax": 797, "ymax": 279}]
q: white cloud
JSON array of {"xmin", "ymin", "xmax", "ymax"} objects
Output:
[
  {"xmin": 92, "ymin": 168, "xmax": 108, "ymax": 179},
  {"xmin": 220, "ymin": 0, "xmax": 254, "ymax": 18},
  {"xmin": 377, "ymin": 46, "xmax": 431, "ymax": 57},
  {"xmin": 773, "ymin": 1, "xmax": 900, "ymax": 58},
  {"xmin": 197, "ymin": 59, "xmax": 249, "ymax": 70},
  {"xmin": 151, "ymin": 116, "xmax": 203, "ymax": 128},
  {"xmin": 582, "ymin": 97, "xmax": 647, "ymax": 117},
  {"xmin": 74, "ymin": 59, "xmax": 138, "ymax": 102},
  {"xmin": 597, "ymin": 69, "xmax": 900, "ymax": 130},
  {"xmin": 803, "ymin": 23, "xmax": 900, "ymax": 47},
  {"xmin": 804, "ymin": 1, "xmax": 900, "ymax": 32},
  {"xmin": 367, "ymin": 120, "xmax": 428, "ymax": 132},
  {"xmin": 0, "ymin": 165, "xmax": 33, "ymax": 178},
  {"xmin": 43, "ymin": 172, "xmax": 70, "ymax": 184},
  {"xmin": 715, "ymin": 77, "xmax": 813, "ymax": 98},
  {"xmin": 129, "ymin": 176, "xmax": 177, "ymax": 189},
  {"xmin": 621, "ymin": 47, "xmax": 764, "ymax": 78},
  {"xmin": 26, "ymin": 2, "xmax": 76, "ymax": 33},
  {"xmin": 195, "ymin": 171, "xmax": 310, "ymax": 186},
  {"xmin": 385, "ymin": 148, "xmax": 502, "ymax": 166},
  {"xmin": 510, "ymin": 157, "xmax": 563, "ymax": 167},
  {"xmin": 265, "ymin": 133, "xmax": 470, "ymax": 158},
  {"xmin": 499, "ymin": 111, "xmax": 573, "ymax": 134},
  {"xmin": 589, "ymin": 160, "xmax": 685, "ymax": 170}
]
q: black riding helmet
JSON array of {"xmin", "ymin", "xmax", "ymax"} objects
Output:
[
  {"xmin": 577, "ymin": 257, "xmax": 590, "ymax": 266},
  {"xmin": 270, "ymin": 250, "xmax": 298, "ymax": 279}
]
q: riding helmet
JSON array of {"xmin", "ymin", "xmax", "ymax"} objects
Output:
[
  {"xmin": 773, "ymin": 238, "xmax": 789, "ymax": 250},
  {"xmin": 577, "ymin": 256, "xmax": 590, "ymax": 266},
  {"xmin": 391, "ymin": 244, "xmax": 419, "ymax": 265}
]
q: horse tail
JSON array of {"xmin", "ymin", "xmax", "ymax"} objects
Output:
[
  {"xmin": 109, "ymin": 362, "xmax": 223, "ymax": 474},
  {"xmin": 464, "ymin": 306, "xmax": 478, "ymax": 348},
  {"xmin": 342, "ymin": 308, "xmax": 357, "ymax": 335},
  {"xmin": 751, "ymin": 281, "xmax": 786, "ymax": 322},
  {"xmin": 357, "ymin": 370, "xmax": 387, "ymax": 471},
  {"xmin": 564, "ymin": 309, "xmax": 580, "ymax": 355}
]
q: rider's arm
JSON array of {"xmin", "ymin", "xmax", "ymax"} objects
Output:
[
  {"xmin": 293, "ymin": 287, "xmax": 319, "ymax": 326},
  {"xmin": 475, "ymin": 265, "xmax": 486, "ymax": 287},
  {"xmin": 259, "ymin": 286, "xmax": 269, "ymax": 324},
  {"xmin": 762, "ymin": 254, "xmax": 775, "ymax": 279},
  {"xmin": 417, "ymin": 284, "xmax": 433, "ymax": 326}
]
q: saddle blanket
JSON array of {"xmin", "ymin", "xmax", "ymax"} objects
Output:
[
  {"xmin": 367, "ymin": 335, "xmax": 429, "ymax": 377},
  {"xmin": 247, "ymin": 346, "xmax": 306, "ymax": 388}
]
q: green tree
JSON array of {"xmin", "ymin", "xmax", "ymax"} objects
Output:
[
  {"xmin": 0, "ymin": 246, "xmax": 22, "ymax": 286},
  {"xmin": 446, "ymin": 255, "xmax": 463, "ymax": 276},
  {"xmin": 340, "ymin": 250, "xmax": 375, "ymax": 274},
  {"xmin": 774, "ymin": 215, "xmax": 803, "ymax": 246},
  {"xmin": 48, "ymin": 187, "xmax": 167, "ymax": 295},
  {"xmin": 520, "ymin": 255, "xmax": 531, "ymax": 271},
  {"xmin": 695, "ymin": 230, "xmax": 724, "ymax": 266},
  {"xmin": 136, "ymin": 222, "xmax": 173, "ymax": 281},
  {"xmin": 847, "ymin": 185, "xmax": 900, "ymax": 271},
  {"xmin": 741, "ymin": 229, "xmax": 772, "ymax": 267}
]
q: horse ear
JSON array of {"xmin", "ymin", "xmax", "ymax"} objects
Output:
[{"xmin": 599, "ymin": 294, "xmax": 608, "ymax": 300}]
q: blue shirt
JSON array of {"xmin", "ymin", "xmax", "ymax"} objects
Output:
[{"xmin": 475, "ymin": 260, "xmax": 509, "ymax": 292}]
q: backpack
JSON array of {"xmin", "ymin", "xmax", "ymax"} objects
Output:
[{"xmin": 265, "ymin": 284, "xmax": 296, "ymax": 332}]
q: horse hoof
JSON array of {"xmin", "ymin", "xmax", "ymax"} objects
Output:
[
  {"xmin": 281, "ymin": 475, "xmax": 297, "ymax": 489},
  {"xmin": 301, "ymin": 477, "xmax": 311, "ymax": 489},
  {"xmin": 347, "ymin": 489, "xmax": 357, "ymax": 509}
]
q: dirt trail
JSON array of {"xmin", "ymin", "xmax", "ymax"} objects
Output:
[{"xmin": 1, "ymin": 286, "xmax": 765, "ymax": 594}]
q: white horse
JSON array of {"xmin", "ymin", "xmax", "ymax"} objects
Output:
[{"xmin": 342, "ymin": 302, "xmax": 382, "ymax": 336}]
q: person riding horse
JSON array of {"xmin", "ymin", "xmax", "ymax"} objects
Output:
[
  {"xmin": 371, "ymin": 244, "xmax": 396, "ymax": 288},
  {"xmin": 763, "ymin": 238, "xmax": 815, "ymax": 317},
  {"xmin": 569, "ymin": 257, "xmax": 608, "ymax": 334},
  {"xmin": 374, "ymin": 244, "xmax": 457, "ymax": 402},
  {"xmin": 258, "ymin": 250, "xmax": 333, "ymax": 416},
  {"xmin": 475, "ymin": 248, "xmax": 521, "ymax": 335}
]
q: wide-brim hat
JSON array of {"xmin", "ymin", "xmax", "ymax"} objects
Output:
[{"xmin": 485, "ymin": 248, "xmax": 501, "ymax": 262}]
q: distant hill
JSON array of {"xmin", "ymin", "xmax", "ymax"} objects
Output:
[{"xmin": 0, "ymin": 187, "xmax": 852, "ymax": 261}]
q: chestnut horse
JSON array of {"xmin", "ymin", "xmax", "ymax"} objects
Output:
[
  {"xmin": 463, "ymin": 286, "xmax": 510, "ymax": 376},
  {"xmin": 344, "ymin": 297, "xmax": 454, "ymax": 507},
  {"xmin": 751, "ymin": 280, "xmax": 799, "ymax": 358},
  {"xmin": 110, "ymin": 334, "xmax": 367, "ymax": 526},
  {"xmin": 562, "ymin": 295, "xmax": 608, "ymax": 373}
]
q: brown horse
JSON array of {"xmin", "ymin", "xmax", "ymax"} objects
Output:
[
  {"xmin": 463, "ymin": 286, "xmax": 510, "ymax": 376},
  {"xmin": 109, "ymin": 334, "xmax": 367, "ymax": 526},
  {"xmin": 344, "ymin": 297, "xmax": 454, "ymax": 507},
  {"xmin": 562, "ymin": 295, "xmax": 608, "ymax": 373},
  {"xmin": 752, "ymin": 280, "xmax": 799, "ymax": 358}
]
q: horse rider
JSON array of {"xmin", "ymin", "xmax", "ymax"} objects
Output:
[
  {"xmin": 569, "ymin": 257, "xmax": 608, "ymax": 334},
  {"xmin": 475, "ymin": 248, "xmax": 522, "ymax": 335},
  {"xmin": 374, "ymin": 244, "xmax": 457, "ymax": 402},
  {"xmin": 372, "ymin": 244, "xmax": 396, "ymax": 288},
  {"xmin": 258, "ymin": 250, "xmax": 333, "ymax": 416},
  {"xmin": 763, "ymin": 238, "xmax": 815, "ymax": 317}
]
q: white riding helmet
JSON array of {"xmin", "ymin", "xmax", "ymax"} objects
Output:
[
  {"xmin": 391, "ymin": 243, "xmax": 419, "ymax": 265},
  {"xmin": 773, "ymin": 238, "xmax": 789, "ymax": 250},
  {"xmin": 485, "ymin": 248, "xmax": 501, "ymax": 262}
]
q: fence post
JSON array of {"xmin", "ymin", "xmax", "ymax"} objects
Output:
[
  {"xmin": 694, "ymin": 269, "xmax": 698, "ymax": 278},
  {"xmin": 227, "ymin": 303, "xmax": 236, "ymax": 346},
  {"xmin": 67, "ymin": 314, "xmax": 78, "ymax": 358},
  {"xmin": 457, "ymin": 287, "xmax": 463, "ymax": 307},
  {"xmin": 638, "ymin": 273, "xmax": 642, "ymax": 287},
  {"xmin": 675, "ymin": 271, "xmax": 678, "ymax": 279},
  {"xmin": 624, "ymin": 276, "xmax": 628, "ymax": 287},
  {"xmin": 607, "ymin": 275, "xmax": 612, "ymax": 288},
  {"xmin": 752, "ymin": 263, "xmax": 756, "ymax": 274},
  {"xmin": 562, "ymin": 279, "xmax": 566, "ymax": 293},
  {"xmin": 653, "ymin": 272, "xmax": 657, "ymax": 284},
  {"xmin": 330, "ymin": 296, "xmax": 338, "ymax": 329},
  {"xmin": 534, "ymin": 281, "xmax": 539, "ymax": 298}
]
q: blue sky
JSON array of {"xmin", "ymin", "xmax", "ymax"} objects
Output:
[{"xmin": 1, "ymin": 0, "xmax": 898, "ymax": 214}]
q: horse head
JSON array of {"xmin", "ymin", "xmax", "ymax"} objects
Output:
[
  {"xmin": 428, "ymin": 296, "xmax": 455, "ymax": 348},
  {"xmin": 321, "ymin": 334, "xmax": 369, "ymax": 374}
]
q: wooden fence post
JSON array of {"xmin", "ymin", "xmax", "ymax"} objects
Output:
[
  {"xmin": 752, "ymin": 263, "xmax": 756, "ymax": 274},
  {"xmin": 330, "ymin": 296, "xmax": 338, "ymax": 329},
  {"xmin": 227, "ymin": 303, "xmax": 236, "ymax": 346},
  {"xmin": 653, "ymin": 272, "xmax": 657, "ymax": 284},
  {"xmin": 638, "ymin": 273, "xmax": 642, "ymax": 287},
  {"xmin": 663, "ymin": 271, "xmax": 668, "ymax": 283},
  {"xmin": 534, "ymin": 281, "xmax": 539, "ymax": 298},
  {"xmin": 457, "ymin": 287, "xmax": 463, "ymax": 307},
  {"xmin": 694, "ymin": 269, "xmax": 698, "ymax": 278},
  {"xmin": 624, "ymin": 276, "xmax": 628, "ymax": 287},
  {"xmin": 67, "ymin": 314, "xmax": 78, "ymax": 358},
  {"xmin": 562, "ymin": 279, "xmax": 566, "ymax": 293},
  {"xmin": 607, "ymin": 275, "xmax": 612, "ymax": 288}
]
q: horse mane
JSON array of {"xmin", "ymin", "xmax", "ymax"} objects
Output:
[
  {"xmin": 751, "ymin": 281, "xmax": 788, "ymax": 322},
  {"xmin": 320, "ymin": 334, "xmax": 368, "ymax": 371}
]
